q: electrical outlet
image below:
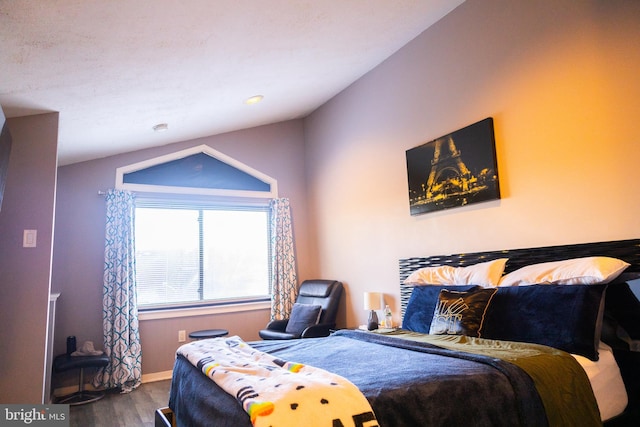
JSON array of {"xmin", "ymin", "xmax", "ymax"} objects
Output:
[{"xmin": 178, "ymin": 330, "xmax": 186, "ymax": 342}]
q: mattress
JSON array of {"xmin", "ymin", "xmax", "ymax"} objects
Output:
[{"xmin": 572, "ymin": 342, "xmax": 628, "ymax": 421}]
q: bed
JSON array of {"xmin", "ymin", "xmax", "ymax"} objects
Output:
[{"xmin": 165, "ymin": 239, "xmax": 640, "ymax": 427}]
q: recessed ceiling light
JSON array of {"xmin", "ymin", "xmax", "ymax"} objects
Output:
[
  {"xmin": 244, "ymin": 95, "xmax": 264, "ymax": 105},
  {"xmin": 152, "ymin": 123, "xmax": 168, "ymax": 132}
]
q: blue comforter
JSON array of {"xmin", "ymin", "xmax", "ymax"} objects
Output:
[{"xmin": 169, "ymin": 329, "xmax": 586, "ymax": 426}]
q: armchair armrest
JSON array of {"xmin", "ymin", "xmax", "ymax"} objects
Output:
[
  {"xmin": 264, "ymin": 319, "xmax": 289, "ymax": 332},
  {"xmin": 259, "ymin": 319, "xmax": 297, "ymax": 340},
  {"xmin": 300, "ymin": 322, "xmax": 335, "ymax": 338}
]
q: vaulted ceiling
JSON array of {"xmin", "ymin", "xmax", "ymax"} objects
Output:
[{"xmin": 0, "ymin": 0, "xmax": 464, "ymax": 165}]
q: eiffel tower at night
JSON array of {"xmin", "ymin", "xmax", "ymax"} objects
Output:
[{"xmin": 406, "ymin": 118, "xmax": 500, "ymax": 215}]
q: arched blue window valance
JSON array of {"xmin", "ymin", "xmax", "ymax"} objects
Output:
[{"xmin": 115, "ymin": 144, "xmax": 277, "ymax": 198}]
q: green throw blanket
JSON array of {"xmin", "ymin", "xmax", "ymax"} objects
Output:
[{"xmin": 380, "ymin": 330, "xmax": 602, "ymax": 427}]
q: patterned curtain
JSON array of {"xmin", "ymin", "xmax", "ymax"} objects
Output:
[
  {"xmin": 93, "ymin": 189, "xmax": 142, "ymax": 393},
  {"xmin": 269, "ymin": 198, "xmax": 298, "ymax": 320}
]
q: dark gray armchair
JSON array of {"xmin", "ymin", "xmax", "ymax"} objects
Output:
[{"xmin": 259, "ymin": 280, "xmax": 343, "ymax": 340}]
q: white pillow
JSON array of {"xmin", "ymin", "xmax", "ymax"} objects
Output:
[
  {"xmin": 498, "ymin": 256, "xmax": 629, "ymax": 287},
  {"xmin": 403, "ymin": 258, "xmax": 508, "ymax": 288}
]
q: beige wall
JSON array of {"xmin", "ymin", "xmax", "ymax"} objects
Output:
[
  {"xmin": 52, "ymin": 120, "xmax": 311, "ymax": 377},
  {"xmin": 304, "ymin": 0, "xmax": 640, "ymax": 329},
  {"xmin": 0, "ymin": 113, "xmax": 58, "ymax": 403}
]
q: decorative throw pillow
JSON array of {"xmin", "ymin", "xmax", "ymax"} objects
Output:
[
  {"xmin": 498, "ymin": 256, "xmax": 629, "ymax": 286},
  {"xmin": 403, "ymin": 258, "xmax": 508, "ymax": 288},
  {"xmin": 285, "ymin": 303, "xmax": 322, "ymax": 336},
  {"xmin": 403, "ymin": 285, "xmax": 478, "ymax": 334},
  {"xmin": 429, "ymin": 288, "xmax": 498, "ymax": 337}
]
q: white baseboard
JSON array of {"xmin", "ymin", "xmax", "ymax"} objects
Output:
[
  {"xmin": 142, "ymin": 370, "xmax": 173, "ymax": 383},
  {"xmin": 52, "ymin": 370, "xmax": 173, "ymax": 397}
]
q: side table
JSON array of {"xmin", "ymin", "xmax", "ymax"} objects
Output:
[
  {"xmin": 188, "ymin": 329, "xmax": 229, "ymax": 340},
  {"xmin": 53, "ymin": 353, "xmax": 110, "ymax": 405}
]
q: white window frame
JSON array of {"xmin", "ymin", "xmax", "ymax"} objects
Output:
[
  {"xmin": 114, "ymin": 145, "xmax": 277, "ymax": 320},
  {"xmin": 135, "ymin": 200, "xmax": 272, "ymax": 314}
]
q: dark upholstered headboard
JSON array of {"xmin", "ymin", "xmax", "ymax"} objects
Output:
[{"xmin": 399, "ymin": 239, "xmax": 640, "ymax": 319}]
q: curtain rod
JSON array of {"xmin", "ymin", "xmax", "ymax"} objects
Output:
[{"xmin": 97, "ymin": 190, "xmax": 278, "ymax": 205}]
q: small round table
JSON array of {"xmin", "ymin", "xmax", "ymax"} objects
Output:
[
  {"xmin": 188, "ymin": 329, "xmax": 229, "ymax": 340},
  {"xmin": 53, "ymin": 354, "xmax": 110, "ymax": 405}
]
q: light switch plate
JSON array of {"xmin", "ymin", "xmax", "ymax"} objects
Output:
[{"xmin": 23, "ymin": 229, "xmax": 37, "ymax": 248}]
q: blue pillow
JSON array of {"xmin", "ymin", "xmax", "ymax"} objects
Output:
[
  {"xmin": 481, "ymin": 284, "xmax": 607, "ymax": 361},
  {"xmin": 403, "ymin": 285, "xmax": 478, "ymax": 334},
  {"xmin": 403, "ymin": 283, "xmax": 607, "ymax": 361}
]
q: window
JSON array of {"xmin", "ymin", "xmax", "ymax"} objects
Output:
[{"xmin": 135, "ymin": 200, "xmax": 271, "ymax": 309}]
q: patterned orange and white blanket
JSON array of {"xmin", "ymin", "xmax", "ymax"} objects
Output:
[{"xmin": 177, "ymin": 336, "xmax": 378, "ymax": 427}]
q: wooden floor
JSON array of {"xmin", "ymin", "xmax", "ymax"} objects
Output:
[{"xmin": 68, "ymin": 380, "xmax": 171, "ymax": 427}]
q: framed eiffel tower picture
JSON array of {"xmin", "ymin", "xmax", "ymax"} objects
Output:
[{"xmin": 406, "ymin": 117, "xmax": 500, "ymax": 216}]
